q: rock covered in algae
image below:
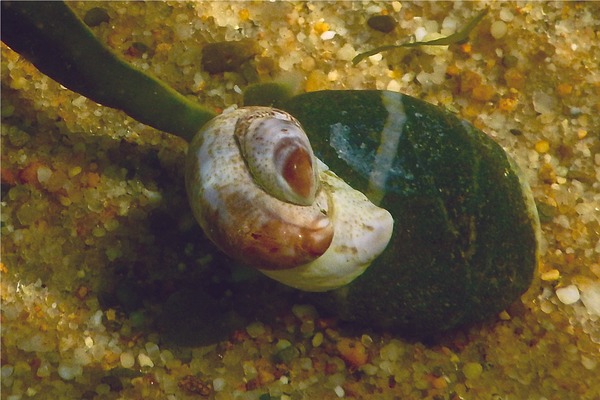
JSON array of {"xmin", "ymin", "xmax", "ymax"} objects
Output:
[{"xmin": 280, "ymin": 90, "xmax": 540, "ymax": 336}]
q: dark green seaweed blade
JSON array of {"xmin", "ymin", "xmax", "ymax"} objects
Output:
[{"xmin": 1, "ymin": 1, "xmax": 215, "ymax": 140}]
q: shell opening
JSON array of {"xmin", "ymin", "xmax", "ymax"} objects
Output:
[
  {"xmin": 275, "ymin": 141, "xmax": 316, "ymax": 205},
  {"xmin": 236, "ymin": 113, "xmax": 319, "ymax": 206}
]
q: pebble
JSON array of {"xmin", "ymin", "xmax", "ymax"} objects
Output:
[
  {"xmin": 312, "ymin": 332, "xmax": 324, "ymax": 347},
  {"xmin": 499, "ymin": 310, "xmax": 511, "ymax": 321},
  {"xmin": 367, "ymin": 15, "xmax": 397, "ymax": 33},
  {"xmin": 17, "ymin": 333, "xmax": 55, "ymax": 353},
  {"xmin": 73, "ymin": 347, "xmax": 92, "ymax": 365},
  {"xmin": 540, "ymin": 269, "xmax": 560, "ymax": 281},
  {"xmin": 579, "ymin": 281, "xmax": 600, "ymax": 316},
  {"xmin": 1, "ymin": 365, "xmax": 14, "ymax": 380},
  {"xmin": 138, "ymin": 353, "xmax": 155, "ymax": 368},
  {"xmin": 581, "ymin": 355, "xmax": 597, "ymax": 370},
  {"xmin": 36, "ymin": 166, "xmax": 53, "ymax": 184},
  {"xmin": 499, "ymin": 8, "xmax": 515, "ymax": 22},
  {"xmin": 387, "ymin": 79, "xmax": 402, "ymax": 92},
  {"xmin": 462, "ymin": 362, "xmax": 483, "ymax": 380},
  {"xmin": 368, "ymin": 53, "xmax": 383, "ymax": 62},
  {"xmin": 490, "ymin": 20, "xmax": 508, "ymax": 39},
  {"xmin": 320, "ymin": 31, "xmax": 336, "ymax": 40},
  {"xmin": 410, "ymin": 27, "xmax": 426, "ymax": 43},
  {"xmin": 145, "ymin": 342, "xmax": 160, "ymax": 358},
  {"xmin": 95, "ymin": 383, "xmax": 111, "ymax": 395},
  {"xmin": 336, "ymin": 338, "xmax": 368, "ymax": 367},
  {"xmin": 70, "ymin": 95, "xmax": 87, "ymax": 108},
  {"xmin": 88, "ymin": 310, "xmax": 103, "ymax": 329},
  {"xmin": 556, "ymin": 285, "xmax": 580, "ymax": 305},
  {"xmin": 532, "ymin": 90, "xmax": 557, "ymax": 114},
  {"xmin": 535, "ymin": 140, "xmax": 550, "ymax": 154},
  {"xmin": 246, "ymin": 321, "xmax": 266, "ymax": 338},
  {"xmin": 36, "ymin": 361, "xmax": 51, "ymax": 378},
  {"xmin": 120, "ymin": 352, "xmax": 135, "ymax": 369},
  {"xmin": 213, "ymin": 377, "xmax": 226, "ymax": 391},
  {"xmin": 160, "ymin": 349, "xmax": 175, "ymax": 365},
  {"xmin": 57, "ymin": 362, "xmax": 83, "ymax": 380},
  {"xmin": 442, "ymin": 16, "xmax": 458, "ymax": 32},
  {"xmin": 336, "ymin": 43, "xmax": 356, "ymax": 62},
  {"xmin": 292, "ymin": 304, "xmax": 319, "ymax": 320},
  {"xmin": 380, "ymin": 342, "xmax": 403, "ymax": 361}
]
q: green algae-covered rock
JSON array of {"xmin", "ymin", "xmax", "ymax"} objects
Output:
[{"xmin": 281, "ymin": 90, "xmax": 540, "ymax": 335}]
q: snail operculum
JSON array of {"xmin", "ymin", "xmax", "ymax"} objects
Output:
[{"xmin": 185, "ymin": 106, "xmax": 393, "ymax": 291}]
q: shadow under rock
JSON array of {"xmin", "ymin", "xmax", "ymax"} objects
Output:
[
  {"xmin": 97, "ymin": 204, "xmax": 305, "ymax": 348},
  {"xmin": 156, "ymin": 272, "xmax": 301, "ymax": 347}
]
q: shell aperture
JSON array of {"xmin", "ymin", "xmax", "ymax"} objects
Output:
[
  {"xmin": 185, "ymin": 107, "xmax": 394, "ymax": 290},
  {"xmin": 234, "ymin": 110, "xmax": 319, "ymax": 205}
]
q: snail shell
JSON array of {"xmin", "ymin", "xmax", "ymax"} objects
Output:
[{"xmin": 185, "ymin": 107, "xmax": 393, "ymax": 292}]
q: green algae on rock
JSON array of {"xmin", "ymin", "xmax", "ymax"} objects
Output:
[{"xmin": 280, "ymin": 90, "xmax": 540, "ymax": 335}]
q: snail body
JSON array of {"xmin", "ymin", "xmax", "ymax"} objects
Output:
[{"xmin": 185, "ymin": 106, "xmax": 393, "ymax": 292}]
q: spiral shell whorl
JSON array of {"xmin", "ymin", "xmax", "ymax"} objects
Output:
[{"xmin": 186, "ymin": 107, "xmax": 334, "ymax": 271}]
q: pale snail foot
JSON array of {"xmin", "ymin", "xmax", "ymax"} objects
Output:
[
  {"xmin": 261, "ymin": 166, "xmax": 393, "ymax": 292},
  {"xmin": 185, "ymin": 106, "xmax": 393, "ymax": 292}
]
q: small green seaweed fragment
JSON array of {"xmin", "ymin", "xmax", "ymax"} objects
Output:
[
  {"xmin": 352, "ymin": 8, "xmax": 488, "ymax": 65},
  {"xmin": 243, "ymin": 82, "xmax": 295, "ymax": 108}
]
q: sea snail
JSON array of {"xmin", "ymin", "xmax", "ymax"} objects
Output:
[
  {"xmin": 185, "ymin": 107, "xmax": 394, "ymax": 292},
  {"xmin": 187, "ymin": 90, "xmax": 540, "ymax": 335}
]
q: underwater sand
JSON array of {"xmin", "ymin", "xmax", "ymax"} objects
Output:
[{"xmin": 2, "ymin": 2, "xmax": 599, "ymax": 399}]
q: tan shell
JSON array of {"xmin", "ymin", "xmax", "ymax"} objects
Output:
[{"xmin": 185, "ymin": 106, "xmax": 393, "ymax": 291}]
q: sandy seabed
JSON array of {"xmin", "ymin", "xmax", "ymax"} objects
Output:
[{"xmin": 1, "ymin": 2, "xmax": 599, "ymax": 399}]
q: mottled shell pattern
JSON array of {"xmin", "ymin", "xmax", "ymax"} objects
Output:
[{"xmin": 185, "ymin": 107, "xmax": 394, "ymax": 292}]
